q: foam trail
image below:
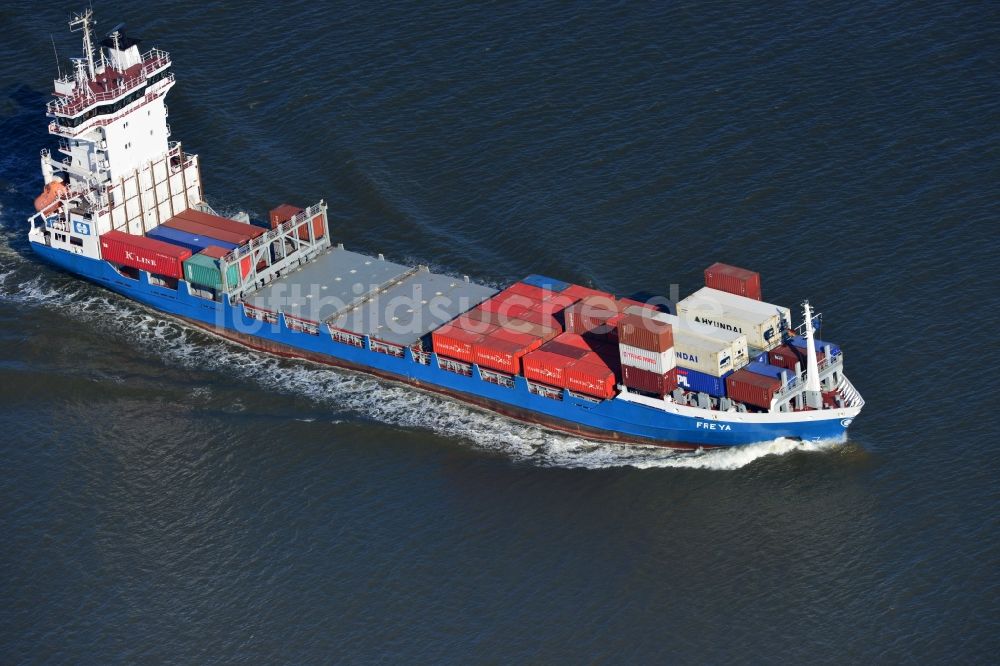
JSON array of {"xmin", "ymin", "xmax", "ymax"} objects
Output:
[{"xmin": 0, "ymin": 233, "xmax": 842, "ymax": 470}]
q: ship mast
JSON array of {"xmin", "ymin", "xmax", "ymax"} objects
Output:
[
  {"xmin": 68, "ymin": 8, "xmax": 97, "ymax": 80},
  {"xmin": 802, "ymin": 301, "xmax": 823, "ymax": 408}
]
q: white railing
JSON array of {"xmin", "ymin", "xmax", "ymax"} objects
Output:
[
  {"xmin": 439, "ymin": 358, "xmax": 473, "ymax": 376},
  {"xmin": 480, "ymin": 368, "xmax": 515, "ymax": 388},
  {"xmin": 47, "ymin": 73, "xmax": 175, "ymax": 137},
  {"xmin": 370, "ymin": 340, "xmax": 405, "ymax": 358},
  {"xmin": 284, "ymin": 314, "xmax": 319, "ymax": 335},
  {"xmin": 527, "ymin": 381, "xmax": 563, "ymax": 401},
  {"xmin": 243, "ymin": 304, "xmax": 278, "ymax": 324},
  {"xmin": 328, "ymin": 327, "xmax": 364, "ymax": 348},
  {"xmin": 772, "ymin": 352, "xmax": 844, "ymax": 403},
  {"xmin": 412, "ymin": 350, "xmax": 432, "ymax": 365}
]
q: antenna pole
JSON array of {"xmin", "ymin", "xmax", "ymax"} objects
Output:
[{"xmin": 50, "ymin": 35, "xmax": 62, "ymax": 78}]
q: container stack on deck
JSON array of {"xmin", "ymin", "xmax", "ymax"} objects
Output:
[
  {"xmin": 433, "ymin": 264, "xmax": 841, "ymax": 412},
  {"xmin": 617, "ymin": 309, "xmax": 678, "ymax": 396},
  {"xmin": 704, "ymin": 262, "xmax": 762, "ymax": 301}
]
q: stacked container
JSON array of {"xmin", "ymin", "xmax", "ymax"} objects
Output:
[
  {"xmin": 270, "ymin": 203, "xmax": 325, "ymax": 241},
  {"xmin": 676, "ymin": 287, "xmax": 791, "ymax": 351},
  {"xmin": 520, "ymin": 274, "xmax": 570, "ymax": 292},
  {"xmin": 471, "ymin": 326, "xmax": 543, "ymax": 375},
  {"xmin": 173, "ymin": 209, "xmax": 265, "ymax": 239},
  {"xmin": 162, "ymin": 216, "xmax": 252, "ymax": 246},
  {"xmin": 519, "ymin": 332, "xmax": 618, "ymax": 399},
  {"xmin": 617, "ymin": 310, "xmax": 677, "ymax": 396},
  {"xmin": 99, "ymin": 230, "xmax": 191, "ymax": 279},
  {"xmin": 725, "ymin": 369, "xmax": 782, "ymax": 410},
  {"xmin": 563, "ymin": 295, "xmax": 621, "ymax": 338},
  {"xmin": 431, "ymin": 323, "xmax": 492, "ymax": 363},
  {"xmin": 674, "ymin": 367, "xmax": 727, "ymax": 397},
  {"xmin": 789, "ymin": 335, "xmax": 841, "ymax": 358},
  {"xmin": 182, "ymin": 245, "xmax": 251, "ymax": 290},
  {"xmin": 146, "ymin": 224, "xmax": 238, "ymax": 255},
  {"xmin": 704, "ymin": 262, "xmax": 762, "ymax": 300},
  {"xmin": 767, "ymin": 344, "xmax": 804, "ymax": 371}
]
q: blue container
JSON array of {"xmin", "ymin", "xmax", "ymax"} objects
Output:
[
  {"xmin": 751, "ymin": 350, "xmax": 769, "ymax": 363},
  {"xmin": 746, "ymin": 361, "xmax": 792, "ymax": 380},
  {"xmin": 521, "ymin": 274, "xmax": 569, "ymax": 292},
  {"xmin": 675, "ymin": 367, "xmax": 730, "ymax": 397},
  {"xmin": 146, "ymin": 225, "xmax": 238, "ymax": 254},
  {"xmin": 790, "ymin": 336, "xmax": 841, "ymax": 357}
]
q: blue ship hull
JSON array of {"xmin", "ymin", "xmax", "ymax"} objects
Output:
[{"xmin": 31, "ymin": 242, "xmax": 851, "ymax": 448}]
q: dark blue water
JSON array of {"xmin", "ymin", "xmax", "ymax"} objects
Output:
[{"xmin": 1, "ymin": 1, "xmax": 997, "ymax": 662}]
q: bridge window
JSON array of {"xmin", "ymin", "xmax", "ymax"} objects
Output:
[{"xmin": 70, "ymin": 236, "xmax": 83, "ymax": 247}]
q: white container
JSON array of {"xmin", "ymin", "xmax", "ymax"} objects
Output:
[
  {"xmin": 676, "ymin": 287, "xmax": 790, "ymax": 350},
  {"xmin": 672, "ymin": 337, "xmax": 736, "ymax": 377},
  {"xmin": 625, "ymin": 306, "xmax": 749, "ymax": 363},
  {"xmin": 618, "ymin": 343, "xmax": 677, "ymax": 374}
]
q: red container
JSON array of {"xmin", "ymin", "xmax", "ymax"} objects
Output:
[
  {"xmin": 508, "ymin": 304, "xmax": 562, "ymax": 332},
  {"xmin": 270, "ymin": 204, "xmax": 304, "ymax": 227},
  {"xmin": 768, "ymin": 344, "xmax": 803, "ymax": 370},
  {"xmin": 163, "ymin": 215, "xmax": 251, "ymax": 246},
  {"xmin": 270, "ymin": 203, "xmax": 325, "ymax": 241},
  {"xmin": 622, "ymin": 365, "xmax": 678, "ymax": 396},
  {"xmin": 500, "ymin": 320, "xmax": 559, "ymax": 342},
  {"xmin": 473, "ymin": 328, "xmax": 541, "ymax": 374},
  {"xmin": 540, "ymin": 293, "xmax": 579, "ymax": 312},
  {"xmin": 539, "ymin": 339, "xmax": 590, "ymax": 360},
  {"xmin": 175, "ymin": 208, "xmax": 265, "ymax": 239},
  {"xmin": 725, "ymin": 369, "xmax": 781, "ymax": 409},
  {"xmin": 552, "ymin": 332, "xmax": 591, "ymax": 351},
  {"xmin": 504, "ymin": 282, "xmax": 549, "ymax": 303},
  {"xmin": 99, "ymin": 230, "xmax": 191, "ymax": 278},
  {"xmin": 522, "ymin": 350, "xmax": 572, "ymax": 388},
  {"xmin": 704, "ymin": 262, "xmax": 762, "ymax": 300},
  {"xmin": 431, "ymin": 324, "xmax": 483, "ymax": 363},
  {"xmin": 462, "ymin": 306, "xmax": 502, "ymax": 325},
  {"xmin": 563, "ymin": 302, "xmax": 620, "ymax": 336},
  {"xmin": 562, "ymin": 284, "xmax": 614, "ymax": 303},
  {"xmin": 199, "ymin": 245, "xmax": 228, "ymax": 259},
  {"xmin": 452, "ymin": 313, "xmax": 499, "ymax": 335},
  {"xmin": 492, "ymin": 326, "xmax": 543, "ymax": 350},
  {"xmin": 565, "ymin": 360, "xmax": 616, "ymax": 399},
  {"xmin": 479, "ymin": 291, "xmax": 537, "ymax": 318},
  {"xmin": 617, "ymin": 312, "xmax": 674, "ymax": 352},
  {"xmin": 199, "ymin": 244, "xmax": 252, "ymax": 278},
  {"xmin": 774, "ymin": 344, "xmax": 826, "ymax": 368}
]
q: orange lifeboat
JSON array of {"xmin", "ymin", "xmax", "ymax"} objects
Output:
[{"xmin": 33, "ymin": 179, "xmax": 67, "ymax": 213}]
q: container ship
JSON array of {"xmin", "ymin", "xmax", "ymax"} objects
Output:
[{"xmin": 26, "ymin": 12, "xmax": 864, "ymax": 449}]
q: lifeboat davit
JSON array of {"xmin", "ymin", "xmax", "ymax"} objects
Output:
[{"xmin": 34, "ymin": 179, "xmax": 67, "ymax": 213}]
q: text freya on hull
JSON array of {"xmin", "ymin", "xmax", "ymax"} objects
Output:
[{"xmin": 26, "ymin": 10, "xmax": 863, "ymax": 449}]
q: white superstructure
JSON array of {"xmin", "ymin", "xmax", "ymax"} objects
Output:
[{"xmin": 29, "ymin": 9, "xmax": 203, "ymax": 260}]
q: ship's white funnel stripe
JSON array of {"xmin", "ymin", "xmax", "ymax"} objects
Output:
[{"xmin": 0, "ymin": 237, "xmax": 843, "ymax": 469}]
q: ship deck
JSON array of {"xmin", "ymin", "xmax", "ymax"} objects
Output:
[{"xmin": 247, "ymin": 246, "xmax": 496, "ymax": 346}]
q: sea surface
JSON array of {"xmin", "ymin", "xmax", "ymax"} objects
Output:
[{"xmin": 0, "ymin": 1, "xmax": 997, "ymax": 663}]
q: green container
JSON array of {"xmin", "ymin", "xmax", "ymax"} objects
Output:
[{"xmin": 183, "ymin": 253, "xmax": 239, "ymax": 289}]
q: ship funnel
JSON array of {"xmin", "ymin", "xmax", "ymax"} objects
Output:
[{"xmin": 802, "ymin": 301, "xmax": 823, "ymax": 408}]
